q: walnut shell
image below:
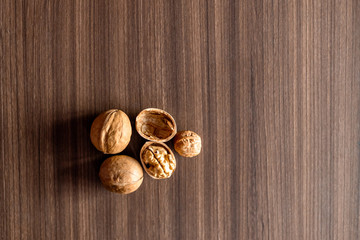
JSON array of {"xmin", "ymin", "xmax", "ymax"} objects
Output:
[
  {"xmin": 140, "ymin": 141, "xmax": 176, "ymax": 179},
  {"xmin": 99, "ymin": 155, "xmax": 143, "ymax": 194},
  {"xmin": 135, "ymin": 108, "xmax": 177, "ymax": 142},
  {"xmin": 90, "ymin": 109, "xmax": 132, "ymax": 154},
  {"xmin": 173, "ymin": 131, "xmax": 202, "ymax": 157}
]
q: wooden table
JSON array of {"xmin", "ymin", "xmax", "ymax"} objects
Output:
[{"xmin": 1, "ymin": 1, "xmax": 359, "ymax": 239}]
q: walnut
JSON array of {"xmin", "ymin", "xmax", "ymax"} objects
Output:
[
  {"xmin": 173, "ymin": 131, "xmax": 202, "ymax": 157},
  {"xmin": 99, "ymin": 155, "xmax": 143, "ymax": 194},
  {"xmin": 135, "ymin": 108, "xmax": 177, "ymax": 142},
  {"xmin": 90, "ymin": 109, "xmax": 132, "ymax": 154},
  {"xmin": 140, "ymin": 141, "xmax": 176, "ymax": 179}
]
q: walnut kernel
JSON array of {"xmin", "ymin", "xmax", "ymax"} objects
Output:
[
  {"xmin": 173, "ymin": 131, "xmax": 202, "ymax": 157},
  {"xmin": 140, "ymin": 141, "xmax": 176, "ymax": 179}
]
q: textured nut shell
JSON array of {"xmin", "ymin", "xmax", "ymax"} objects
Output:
[
  {"xmin": 140, "ymin": 141, "xmax": 176, "ymax": 179},
  {"xmin": 135, "ymin": 108, "xmax": 177, "ymax": 142},
  {"xmin": 173, "ymin": 131, "xmax": 202, "ymax": 157},
  {"xmin": 90, "ymin": 109, "xmax": 132, "ymax": 154},
  {"xmin": 99, "ymin": 155, "xmax": 143, "ymax": 194}
]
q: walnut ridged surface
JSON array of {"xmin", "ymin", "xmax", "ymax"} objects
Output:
[{"xmin": 90, "ymin": 109, "xmax": 132, "ymax": 154}]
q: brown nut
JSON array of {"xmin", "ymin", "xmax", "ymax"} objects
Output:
[
  {"xmin": 90, "ymin": 109, "xmax": 132, "ymax": 154},
  {"xmin": 173, "ymin": 131, "xmax": 202, "ymax": 157},
  {"xmin": 135, "ymin": 108, "xmax": 177, "ymax": 142},
  {"xmin": 99, "ymin": 155, "xmax": 143, "ymax": 194},
  {"xmin": 140, "ymin": 141, "xmax": 176, "ymax": 179}
]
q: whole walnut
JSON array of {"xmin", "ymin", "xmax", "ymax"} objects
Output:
[
  {"xmin": 173, "ymin": 131, "xmax": 202, "ymax": 157},
  {"xmin": 99, "ymin": 155, "xmax": 143, "ymax": 194},
  {"xmin": 90, "ymin": 109, "xmax": 132, "ymax": 154}
]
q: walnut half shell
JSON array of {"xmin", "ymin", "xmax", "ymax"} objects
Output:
[
  {"xmin": 135, "ymin": 108, "xmax": 177, "ymax": 142},
  {"xmin": 140, "ymin": 141, "xmax": 176, "ymax": 179}
]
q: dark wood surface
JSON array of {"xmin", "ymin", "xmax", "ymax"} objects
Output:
[{"xmin": 1, "ymin": 0, "xmax": 360, "ymax": 239}]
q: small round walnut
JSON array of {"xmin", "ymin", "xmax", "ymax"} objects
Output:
[
  {"xmin": 90, "ymin": 109, "xmax": 132, "ymax": 154},
  {"xmin": 99, "ymin": 155, "xmax": 143, "ymax": 194},
  {"xmin": 135, "ymin": 108, "xmax": 177, "ymax": 142},
  {"xmin": 140, "ymin": 141, "xmax": 176, "ymax": 179},
  {"xmin": 173, "ymin": 131, "xmax": 202, "ymax": 157}
]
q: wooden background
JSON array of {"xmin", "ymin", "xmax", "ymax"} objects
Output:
[{"xmin": 1, "ymin": 0, "xmax": 359, "ymax": 239}]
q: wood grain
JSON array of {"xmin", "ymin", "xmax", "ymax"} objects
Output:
[{"xmin": 1, "ymin": 0, "xmax": 359, "ymax": 239}]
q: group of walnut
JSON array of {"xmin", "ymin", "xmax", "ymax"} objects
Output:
[{"xmin": 90, "ymin": 108, "xmax": 202, "ymax": 194}]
